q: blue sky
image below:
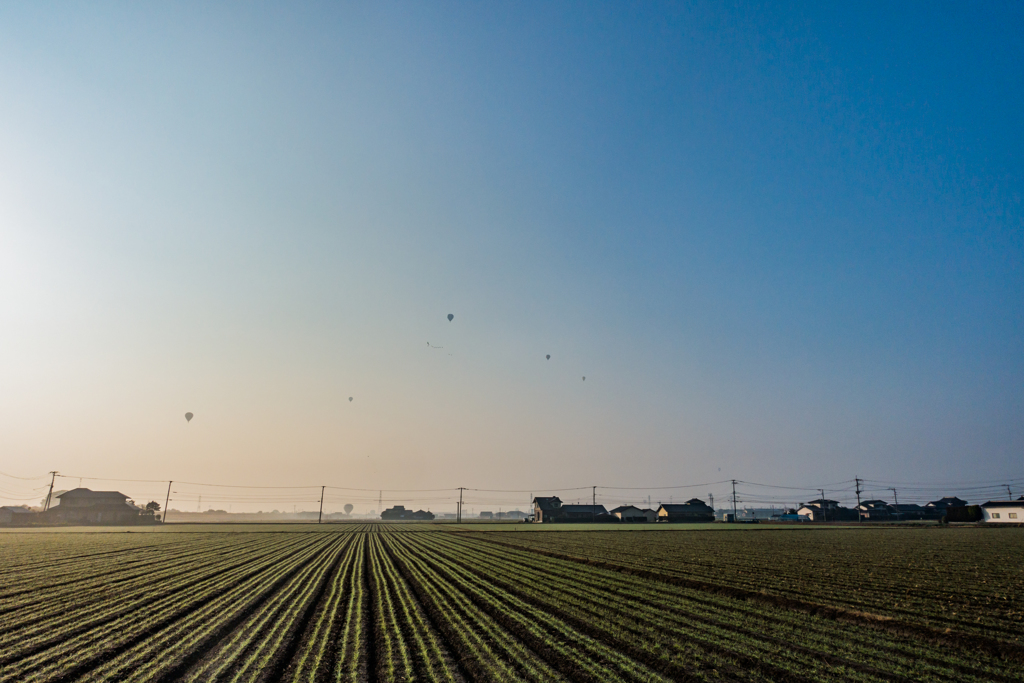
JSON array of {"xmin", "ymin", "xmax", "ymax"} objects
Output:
[{"xmin": 1, "ymin": 2, "xmax": 1021, "ymax": 511}]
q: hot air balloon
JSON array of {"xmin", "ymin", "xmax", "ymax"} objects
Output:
[
  {"xmin": 546, "ymin": 355, "xmax": 550, "ymax": 360},
  {"xmin": 447, "ymin": 314, "xmax": 454, "ymax": 321},
  {"xmin": 582, "ymin": 376, "xmax": 586, "ymax": 381},
  {"xmin": 349, "ymin": 397, "xmax": 353, "ymax": 402},
  {"xmin": 185, "ymin": 412, "xmax": 193, "ymax": 423}
]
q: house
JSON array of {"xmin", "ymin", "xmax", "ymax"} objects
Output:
[
  {"xmin": 609, "ymin": 505, "xmax": 647, "ymax": 522},
  {"xmin": 556, "ymin": 505, "xmax": 608, "ymax": 522},
  {"xmin": 640, "ymin": 508, "xmax": 658, "ymax": 523},
  {"xmin": 657, "ymin": 499, "xmax": 715, "ymax": 523},
  {"xmin": 889, "ymin": 503, "xmax": 927, "ymax": 521},
  {"xmin": 926, "ymin": 496, "xmax": 968, "ymax": 511},
  {"xmin": 797, "ymin": 498, "xmax": 840, "ymax": 522},
  {"xmin": 532, "ymin": 497, "xmax": 608, "ymax": 522},
  {"xmin": 479, "ymin": 511, "xmax": 494, "ymax": 519},
  {"xmin": 0, "ymin": 506, "xmax": 38, "ymax": 527},
  {"xmin": 533, "ymin": 496, "xmax": 562, "ymax": 523},
  {"xmin": 981, "ymin": 500, "xmax": 1024, "ymax": 524},
  {"xmin": 42, "ymin": 489, "xmax": 144, "ymax": 525},
  {"xmin": 797, "ymin": 498, "xmax": 856, "ymax": 522},
  {"xmin": 380, "ymin": 505, "xmax": 434, "ymax": 520},
  {"xmin": 381, "ymin": 505, "xmax": 410, "ymax": 520},
  {"xmin": 856, "ymin": 500, "xmax": 893, "ymax": 521}
]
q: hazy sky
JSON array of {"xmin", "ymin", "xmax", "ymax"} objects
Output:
[{"xmin": 2, "ymin": 2, "xmax": 1022, "ymax": 512}]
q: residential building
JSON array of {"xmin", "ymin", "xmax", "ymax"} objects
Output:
[
  {"xmin": 533, "ymin": 496, "xmax": 562, "ymax": 523},
  {"xmin": 0, "ymin": 506, "xmax": 37, "ymax": 526},
  {"xmin": 925, "ymin": 496, "xmax": 968, "ymax": 512},
  {"xmin": 42, "ymin": 489, "xmax": 144, "ymax": 525},
  {"xmin": 797, "ymin": 498, "xmax": 856, "ymax": 522},
  {"xmin": 981, "ymin": 499, "xmax": 1024, "ymax": 524},
  {"xmin": 889, "ymin": 503, "xmax": 927, "ymax": 521},
  {"xmin": 609, "ymin": 505, "xmax": 647, "ymax": 522},
  {"xmin": 657, "ymin": 499, "xmax": 715, "ymax": 523},
  {"xmin": 556, "ymin": 505, "xmax": 608, "ymax": 522},
  {"xmin": 532, "ymin": 497, "xmax": 607, "ymax": 522},
  {"xmin": 381, "ymin": 505, "xmax": 407, "ymax": 520},
  {"xmin": 856, "ymin": 500, "xmax": 892, "ymax": 521}
]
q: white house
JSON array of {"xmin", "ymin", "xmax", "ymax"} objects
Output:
[
  {"xmin": 981, "ymin": 499, "xmax": 1024, "ymax": 523},
  {"xmin": 609, "ymin": 505, "xmax": 647, "ymax": 522}
]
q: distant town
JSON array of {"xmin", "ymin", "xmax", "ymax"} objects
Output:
[{"xmin": 2, "ymin": 487, "xmax": 1022, "ymax": 527}]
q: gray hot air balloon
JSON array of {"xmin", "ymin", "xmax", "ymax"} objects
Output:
[
  {"xmin": 349, "ymin": 397, "xmax": 353, "ymax": 402},
  {"xmin": 447, "ymin": 313, "xmax": 454, "ymax": 321},
  {"xmin": 185, "ymin": 412, "xmax": 193, "ymax": 423},
  {"xmin": 546, "ymin": 355, "xmax": 550, "ymax": 360},
  {"xmin": 582, "ymin": 376, "xmax": 586, "ymax": 381}
]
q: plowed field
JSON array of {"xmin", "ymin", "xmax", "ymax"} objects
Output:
[{"xmin": 1, "ymin": 524, "xmax": 1022, "ymax": 682}]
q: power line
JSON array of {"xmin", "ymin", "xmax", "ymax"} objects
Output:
[{"xmin": 0, "ymin": 471, "xmax": 50, "ymax": 480}]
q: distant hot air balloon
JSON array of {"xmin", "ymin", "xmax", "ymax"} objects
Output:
[
  {"xmin": 546, "ymin": 355, "xmax": 550, "ymax": 360},
  {"xmin": 349, "ymin": 397, "xmax": 353, "ymax": 402},
  {"xmin": 185, "ymin": 412, "xmax": 193, "ymax": 423},
  {"xmin": 582, "ymin": 376, "xmax": 586, "ymax": 381},
  {"xmin": 447, "ymin": 313, "xmax": 454, "ymax": 321}
]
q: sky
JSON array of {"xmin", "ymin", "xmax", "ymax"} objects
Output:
[{"xmin": 1, "ymin": 2, "xmax": 1022, "ymax": 513}]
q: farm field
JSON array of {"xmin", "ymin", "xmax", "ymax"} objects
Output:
[
  {"xmin": 1, "ymin": 524, "xmax": 1022, "ymax": 682},
  {"xmin": 472, "ymin": 525, "xmax": 1024, "ymax": 642}
]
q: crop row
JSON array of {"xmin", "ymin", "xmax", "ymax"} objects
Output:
[
  {"xmin": 468, "ymin": 527, "xmax": 1024, "ymax": 640},
  {"xmin": 421, "ymin": 532, "xmax": 1024, "ymax": 683},
  {"xmin": 1, "ymin": 532, "xmax": 341, "ymax": 682},
  {"xmin": 3, "ymin": 526, "xmax": 1023, "ymax": 683}
]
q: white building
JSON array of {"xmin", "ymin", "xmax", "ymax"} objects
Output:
[
  {"xmin": 609, "ymin": 505, "xmax": 647, "ymax": 522},
  {"xmin": 981, "ymin": 500, "xmax": 1024, "ymax": 523}
]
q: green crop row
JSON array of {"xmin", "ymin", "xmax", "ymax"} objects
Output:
[
  {"xmin": 471, "ymin": 527, "xmax": 1024, "ymax": 640},
  {"xmin": 427, "ymin": 532, "xmax": 1022, "ymax": 683},
  {"xmin": 2, "ymin": 525, "xmax": 1022, "ymax": 683}
]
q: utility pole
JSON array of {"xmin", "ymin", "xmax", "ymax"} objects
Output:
[
  {"xmin": 592, "ymin": 486, "xmax": 596, "ymax": 523},
  {"xmin": 318, "ymin": 486, "xmax": 325, "ymax": 524},
  {"xmin": 855, "ymin": 477, "xmax": 863, "ymax": 523},
  {"xmin": 890, "ymin": 487, "xmax": 900, "ymax": 522},
  {"xmin": 163, "ymin": 481, "xmax": 172, "ymax": 524},
  {"xmin": 731, "ymin": 480, "xmax": 737, "ymax": 521},
  {"xmin": 43, "ymin": 471, "xmax": 58, "ymax": 511},
  {"xmin": 378, "ymin": 490, "xmax": 382, "ymax": 517},
  {"xmin": 458, "ymin": 487, "xmax": 464, "ymax": 524},
  {"xmin": 1007, "ymin": 485, "xmax": 1013, "ymax": 499},
  {"xmin": 709, "ymin": 493, "xmax": 714, "ymax": 511},
  {"xmin": 820, "ymin": 489, "xmax": 826, "ymax": 522}
]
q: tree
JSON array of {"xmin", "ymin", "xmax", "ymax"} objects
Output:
[
  {"xmin": 145, "ymin": 501, "xmax": 161, "ymax": 512},
  {"xmin": 344, "ymin": 503, "xmax": 354, "ymax": 515}
]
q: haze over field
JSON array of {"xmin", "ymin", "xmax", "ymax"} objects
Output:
[{"xmin": 1, "ymin": 2, "xmax": 1022, "ymax": 511}]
